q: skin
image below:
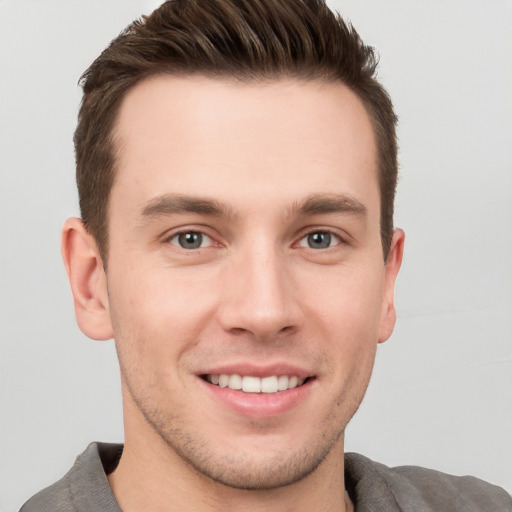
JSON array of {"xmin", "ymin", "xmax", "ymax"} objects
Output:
[{"xmin": 62, "ymin": 76, "xmax": 404, "ymax": 512}]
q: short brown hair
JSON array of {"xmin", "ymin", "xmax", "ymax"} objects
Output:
[{"xmin": 75, "ymin": 0, "xmax": 398, "ymax": 260}]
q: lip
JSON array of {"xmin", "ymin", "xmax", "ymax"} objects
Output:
[
  {"xmin": 196, "ymin": 363, "xmax": 315, "ymax": 418},
  {"xmin": 197, "ymin": 362, "xmax": 313, "ymax": 380}
]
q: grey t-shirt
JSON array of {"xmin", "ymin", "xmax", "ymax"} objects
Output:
[{"xmin": 20, "ymin": 443, "xmax": 512, "ymax": 511}]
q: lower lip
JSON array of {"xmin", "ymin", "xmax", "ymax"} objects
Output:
[{"xmin": 199, "ymin": 378, "xmax": 314, "ymax": 418}]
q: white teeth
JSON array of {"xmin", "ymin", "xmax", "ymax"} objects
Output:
[
  {"xmin": 277, "ymin": 375, "xmax": 289, "ymax": 390},
  {"xmin": 206, "ymin": 374, "xmax": 307, "ymax": 393},
  {"xmin": 229, "ymin": 374, "xmax": 242, "ymax": 390},
  {"xmin": 242, "ymin": 376, "xmax": 261, "ymax": 393},
  {"xmin": 260, "ymin": 376, "xmax": 278, "ymax": 393}
]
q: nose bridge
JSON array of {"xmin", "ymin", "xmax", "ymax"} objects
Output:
[{"xmin": 219, "ymin": 236, "xmax": 297, "ymax": 339}]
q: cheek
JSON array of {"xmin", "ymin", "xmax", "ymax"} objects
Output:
[
  {"xmin": 110, "ymin": 252, "xmax": 191, "ymax": 311},
  {"xmin": 301, "ymin": 263, "xmax": 384, "ymax": 386},
  {"xmin": 307, "ymin": 263, "xmax": 385, "ymax": 332},
  {"xmin": 106, "ymin": 263, "xmax": 218, "ymax": 365}
]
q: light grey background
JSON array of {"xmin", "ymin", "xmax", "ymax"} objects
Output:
[{"xmin": 1, "ymin": 1, "xmax": 511, "ymax": 510}]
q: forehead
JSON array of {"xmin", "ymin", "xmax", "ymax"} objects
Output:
[{"xmin": 111, "ymin": 75, "xmax": 379, "ymax": 218}]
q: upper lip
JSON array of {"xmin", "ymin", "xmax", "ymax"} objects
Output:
[{"xmin": 197, "ymin": 362, "xmax": 314, "ymax": 379}]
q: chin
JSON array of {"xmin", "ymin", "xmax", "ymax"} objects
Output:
[{"xmin": 165, "ymin": 433, "xmax": 340, "ymax": 490}]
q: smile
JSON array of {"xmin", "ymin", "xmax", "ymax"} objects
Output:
[{"xmin": 203, "ymin": 374, "xmax": 308, "ymax": 394}]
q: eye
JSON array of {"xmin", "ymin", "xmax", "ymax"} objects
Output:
[
  {"xmin": 298, "ymin": 231, "xmax": 341, "ymax": 249},
  {"xmin": 169, "ymin": 231, "xmax": 212, "ymax": 249}
]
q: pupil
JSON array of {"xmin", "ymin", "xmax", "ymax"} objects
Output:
[
  {"xmin": 179, "ymin": 232, "xmax": 202, "ymax": 249},
  {"xmin": 308, "ymin": 232, "xmax": 331, "ymax": 249}
]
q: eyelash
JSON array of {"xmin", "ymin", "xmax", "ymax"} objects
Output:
[
  {"xmin": 167, "ymin": 230, "xmax": 214, "ymax": 250},
  {"xmin": 164, "ymin": 228, "xmax": 345, "ymax": 251},
  {"xmin": 297, "ymin": 229, "xmax": 343, "ymax": 250}
]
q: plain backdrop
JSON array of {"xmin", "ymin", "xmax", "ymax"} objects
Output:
[{"xmin": 1, "ymin": 1, "xmax": 511, "ymax": 510}]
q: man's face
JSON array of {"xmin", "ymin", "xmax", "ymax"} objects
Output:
[{"xmin": 102, "ymin": 76, "xmax": 401, "ymax": 489}]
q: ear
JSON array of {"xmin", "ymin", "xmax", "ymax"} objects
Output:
[
  {"xmin": 378, "ymin": 228, "xmax": 405, "ymax": 344},
  {"xmin": 61, "ymin": 218, "xmax": 113, "ymax": 340}
]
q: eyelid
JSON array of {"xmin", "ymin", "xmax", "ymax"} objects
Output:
[
  {"xmin": 169, "ymin": 231, "xmax": 213, "ymax": 249},
  {"xmin": 295, "ymin": 227, "xmax": 347, "ymax": 248},
  {"xmin": 299, "ymin": 232, "xmax": 339, "ymax": 249},
  {"xmin": 162, "ymin": 225, "xmax": 219, "ymax": 248}
]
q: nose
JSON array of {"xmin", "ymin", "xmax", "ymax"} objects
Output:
[{"xmin": 217, "ymin": 244, "xmax": 301, "ymax": 341}]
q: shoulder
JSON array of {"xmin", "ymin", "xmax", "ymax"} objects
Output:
[
  {"xmin": 19, "ymin": 443, "xmax": 122, "ymax": 512},
  {"xmin": 19, "ymin": 473, "xmax": 73, "ymax": 512},
  {"xmin": 345, "ymin": 452, "xmax": 512, "ymax": 512}
]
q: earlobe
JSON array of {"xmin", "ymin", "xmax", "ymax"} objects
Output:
[
  {"xmin": 378, "ymin": 228, "xmax": 405, "ymax": 344},
  {"xmin": 61, "ymin": 218, "xmax": 114, "ymax": 340}
]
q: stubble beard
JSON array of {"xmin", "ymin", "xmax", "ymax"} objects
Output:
[
  {"xmin": 136, "ymin": 395, "xmax": 347, "ymax": 491},
  {"xmin": 116, "ymin": 330, "xmax": 377, "ymax": 491},
  {"xmin": 123, "ymin": 373, "xmax": 367, "ymax": 491}
]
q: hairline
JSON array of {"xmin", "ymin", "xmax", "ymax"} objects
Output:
[{"xmin": 95, "ymin": 70, "xmax": 386, "ymax": 263}]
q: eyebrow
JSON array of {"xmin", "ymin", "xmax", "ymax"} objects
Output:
[
  {"xmin": 140, "ymin": 192, "xmax": 367, "ymax": 222},
  {"xmin": 140, "ymin": 193, "xmax": 237, "ymax": 219},
  {"xmin": 292, "ymin": 193, "xmax": 368, "ymax": 218}
]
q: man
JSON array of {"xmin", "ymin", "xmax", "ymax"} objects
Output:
[{"xmin": 19, "ymin": 0, "xmax": 511, "ymax": 511}]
